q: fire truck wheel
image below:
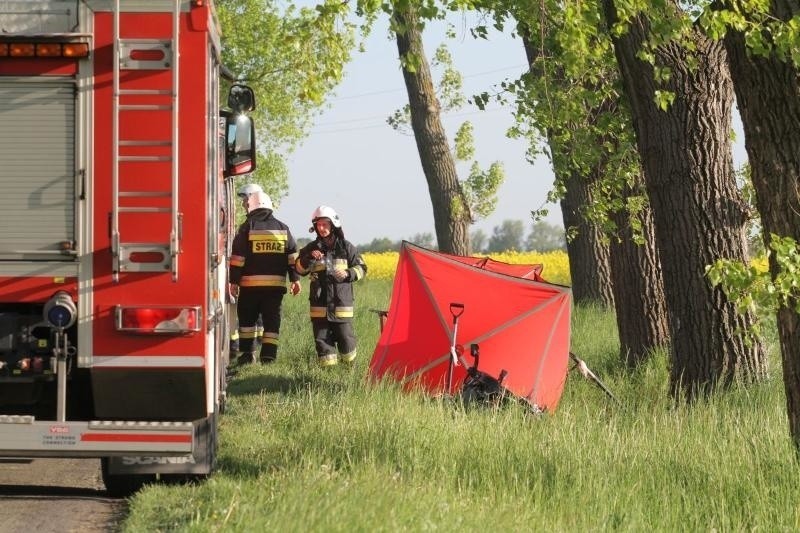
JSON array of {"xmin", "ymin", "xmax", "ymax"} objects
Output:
[{"xmin": 100, "ymin": 458, "xmax": 156, "ymax": 498}]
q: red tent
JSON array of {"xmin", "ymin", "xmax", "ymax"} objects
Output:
[
  {"xmin": 368, "ymin": 242, "xmax": 572, "ymax": 412},
  {"xmin": 443, "ymin": 253, "xmax": 545, "ymax": 281}
]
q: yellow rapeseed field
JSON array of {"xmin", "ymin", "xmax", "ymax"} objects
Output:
[
  {"xmin": 362, "ymin": 250, "xmax": 573, "ymax": 286},
  {"xmin": 362, "ymin": 249, "xmax": 768, "ymax": 289}
]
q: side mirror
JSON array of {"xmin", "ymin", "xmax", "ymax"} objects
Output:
[
  {"xmin": 223, "ymin": 111, "xmax": 256, "ymax": 176},
  {"xmin": 227, "ymin": 84, "xmax": 255, "ymax": 112}
]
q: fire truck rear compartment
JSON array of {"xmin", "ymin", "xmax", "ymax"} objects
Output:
[
  {"xmin": 0, "ymin": 303, "xmax": 90, "ymax": 419},
  {"xmin": 0, "ymin": 303, "xmax": 204, "ymax": 422}
]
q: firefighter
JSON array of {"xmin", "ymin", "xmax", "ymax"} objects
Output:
[
  {"xmin": 228, "ymin": 183, "xmax": 266, "ymax": 357},
  {"xmin": 295, "ymin": 206, "xmax": 367, "ymax": 367},
  {"xmin": 229, "ymin": 189, "xmax": 301, "ymax": 365}
]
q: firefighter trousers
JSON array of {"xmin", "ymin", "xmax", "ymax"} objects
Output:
[
  {"xmin": 312, "ymin": 318, "xmax": 357, "ymax": 359},
  {"xmin": 237, "ymin": 289, "xmax": 284, "ymax": 362}
]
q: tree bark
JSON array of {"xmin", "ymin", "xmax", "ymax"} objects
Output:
[
  {"xmin": 521, "ymin": 28, "xmax": 670, "ymax": 357},
  {"xmin": 608, "ymin": 178, "xmax": 670, "ymax": 366},
  {"xmin": 559, "ymin": 170, "xmax": 614, "ymax": 306},
  {"xmin": 393, "ymin": 8, "xmax": 470, "ymax": 255},
  {"xmin": 722, "ymin": 0, "xmax": 800, "ymax": 447},
  {"xmin": 519, "ymin": 34, "xmax": 614, "ymax": 306},
  {"xmin": 602, "ymin": 0, "xmax": 767, "ymax": 400}
]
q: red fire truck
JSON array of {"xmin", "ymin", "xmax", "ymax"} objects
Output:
[{"xmin": 0, "ymin": 0, "xmax": 254, "ymax": 495}]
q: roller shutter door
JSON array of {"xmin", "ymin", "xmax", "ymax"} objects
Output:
[{"xmin": 0, "ymin": 80, "xmax": 75, "ymax": 260}]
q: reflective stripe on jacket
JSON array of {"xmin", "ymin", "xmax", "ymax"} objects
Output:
[
  {"xmin": 296, "ymin": 237, "xmax": 366, "ymax": 322},
  {"xmin": 229, "ymin": 208, "xmax": 299, "ymax": 291}
]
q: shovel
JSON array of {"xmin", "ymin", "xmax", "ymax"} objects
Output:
[{"xmin": 445, "ymin": 302, "xmax": 465, "ymax": 393}]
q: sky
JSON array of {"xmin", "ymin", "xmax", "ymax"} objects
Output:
[
  {"xmin": 274, "ymin": 9, "xmax": 748, "ymax": 247},
  {"xmin": 276, "ymin": 12, "xmax": 562, "ymax": 246}
]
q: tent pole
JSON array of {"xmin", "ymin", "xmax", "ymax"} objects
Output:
[{"xmin": 569, "ymin": 352, "xmax": 619, "ymax": 404}]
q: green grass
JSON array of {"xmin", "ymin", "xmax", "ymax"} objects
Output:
[{"xmin": 121, "ymin": 280, "xmax": 800, "ymax": 531}]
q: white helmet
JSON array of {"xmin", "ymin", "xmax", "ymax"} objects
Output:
[
  {"xmin": 311, "ymin": 205, "xmax": 341, "ymax": 228},
  {"xmin": 237, "ymin": 183, "xmax": 263, "ymax": 198},
  {"xmin": 245, "ymin": 191, "xmax": 273, "ymax": 213}
]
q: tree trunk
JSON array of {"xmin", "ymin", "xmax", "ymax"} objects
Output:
[
  {"xmin": 393, "ymin": 8, "xmax": 470, "ymax": 255},
  {"xmin": 520, "ymin": 25, "xmax": 669, "ymax": 358},
  {"xmin": 519, "ymin": 35, "xmax": 614, "ymax": 306},
  {"xmin": 608, "ymin": 178, "xmax": 670, "ymax": 366},
  {"xmin": 602, "ymin": 0, "xmax": 767, "ymax": 400},
  {"xmin": 722, "ymin": 0, "xmax": 800, "ymax": 447},
  {"xmin": 560, "ymin": 170, "xmax": 614, "ymax": 306}
]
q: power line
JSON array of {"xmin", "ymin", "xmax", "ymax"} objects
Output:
[
  {"xmin": 314, "ymin": 112, "xmax": 396, "ymax": 127},
  {"xmin": 310, "ymin": 105, "xmax": 511, "ymax": 135},
  {"xmin": 330, "ymin": 63, "xmax": 526, "ymax": 102}
]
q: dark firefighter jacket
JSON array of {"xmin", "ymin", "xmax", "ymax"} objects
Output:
[
  {"xmin": 296, "ymin": 236, "xmax": 367, "ymax": 321},
  {"xmin": 229, "ymin": 208, "xmax": 299, "ymax": 292}
]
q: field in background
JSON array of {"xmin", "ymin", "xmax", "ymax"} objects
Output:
[{"xmin": 364, "ymin": 250, "xmax": 572, "ymax": 286}]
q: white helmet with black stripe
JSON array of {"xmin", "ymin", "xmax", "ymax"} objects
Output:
[
  {"xmin": 311, "ymin": 205, "xmax": 341, "ymax": 228},
  {"xmin": 237, "ymin": 183, "xmax": 263, "ymax": 198}
]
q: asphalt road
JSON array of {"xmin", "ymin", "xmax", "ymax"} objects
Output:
[{"xmin": 0, "ymin": 458, "xmax": 126, "ymax": 533}]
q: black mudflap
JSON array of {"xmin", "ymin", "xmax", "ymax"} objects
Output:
[{"xmin": 105, "ymin": 415, "xmax": 216, "ymax": 476}]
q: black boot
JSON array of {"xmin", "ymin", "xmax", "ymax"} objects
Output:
[
  {"xmin": 260, "ymin": 346, "xmax": 277, "ymax": 365},
  {"xmin": 236, "ymin": 352, "xmax": 256, "ymax": 366}
]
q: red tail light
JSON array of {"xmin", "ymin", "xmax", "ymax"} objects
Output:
[{"xmin": 116, "ymin": 306, "xmax": 202, "ymax": 334}]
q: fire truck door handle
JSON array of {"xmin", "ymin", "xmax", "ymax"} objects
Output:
[
  {"xmin": 78, "ymin": 169, "xmax": 86, "ymax": 200},
  {"xmin": 177, "ymin": 213, "xmax": 183, "ymax": 247}
]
